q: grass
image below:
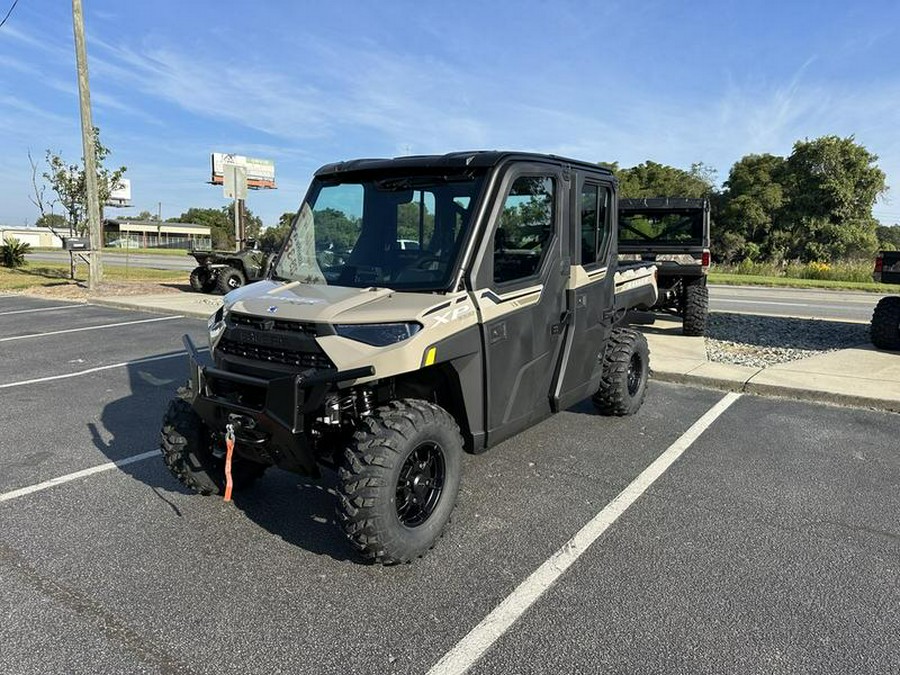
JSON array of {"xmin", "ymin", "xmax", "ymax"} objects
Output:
[
  {"xmin": 708, "ymin": 272, "xmax": 895, "ymax": 292},
  {"xmin": 709, "ymin": 259, "xmax": 895, "ymax": 292},
  {"xmin": 0, "ymin": 261, "xmax": 186, "ymax": 291}
]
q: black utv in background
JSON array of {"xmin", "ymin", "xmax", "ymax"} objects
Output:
[
  {"xmin": 618, "ymin": 198, "xmax": 711, "ymax": 335},
  {"xmin": 871, "ymin": 250, "xmax": 900, "ymax": 350}
]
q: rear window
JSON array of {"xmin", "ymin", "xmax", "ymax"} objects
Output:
[{"xmin": 618, "ymin": 209, "xmax": 704, "ymax": 246}]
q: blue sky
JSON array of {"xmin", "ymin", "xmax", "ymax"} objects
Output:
[{"xmin": 1, "ymin": 0, "xmax": 899, "ymax": 227}]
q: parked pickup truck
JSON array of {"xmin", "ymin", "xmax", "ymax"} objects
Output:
[
  {"xmin": 618, "ymin": 198, "xmax": 710, "ymax": 335},
  {"xmin": 871, "ymin": 250, "xmax": 900, "ymax": 350},
  {"xmin": 160, "ymin": 151, "xmax": 657, "ymax": 564}
]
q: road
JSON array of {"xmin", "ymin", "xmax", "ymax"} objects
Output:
[
  {"xmin": 0, "ymin": 296, "xmax": 896, "ymax": 675},
  {"xmin": 27, "ymin": 250, "xmax": 196, "ymax": 271},
  {"xmin": 710, "ymin": 284, "xmax": 885, "ymax": 322}
]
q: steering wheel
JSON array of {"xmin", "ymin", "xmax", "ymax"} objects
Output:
[{"xmin": 415, "ymin": 256, "xmax": 442, "ymax": 270}]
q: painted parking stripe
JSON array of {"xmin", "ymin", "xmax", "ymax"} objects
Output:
[
  {"xmin": 0, "ymin": 304, "xmax": 83, "ymax": 316},
  {"xmin": 0, "ymin": 350, "xmax": 202, "ymax": 389},
  {"xmin": 428, "ymin": 391, "xmax": 742, "ymax": 675},
  {"xmin": 0, "ymin": 315, "xmax": 182, "ymax": 342},
  {"xmin": 0, "ymin": 450, "xmax": 161, "ymax": 504}
]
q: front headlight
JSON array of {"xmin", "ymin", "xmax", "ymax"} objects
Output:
[
  {"xmin": 335, "ymin": 322, "xmax": 422, "ymax": 347},
  {"xmin": 208, "ymin": 306, "xmax": 226, "ymax": 348}
]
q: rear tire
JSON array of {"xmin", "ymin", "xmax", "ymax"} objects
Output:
[
  {"xmin": 189, "ymin": 267, "xmax": 215, "ymax": 293},
  {"xmin": 337, "ymin": 399, "xmax": 463, "ymax": 564},
  {"xmin": 593, "ymin": 328, "xmax": 650, "ymax": 416},
  {"xmin": 682, "ymin": 278, "xmax": 708, "ymax": 336},
  {"xmin": 871, "ymin": 296, "xmax": 900, "ymax": 350},
  {"xmin": 216, "ymin": 266, "xmax": 246, "ymax": 294},
  {"xmin": 160, "ymin": 391, "xmax": 266, "ymax": 495}
]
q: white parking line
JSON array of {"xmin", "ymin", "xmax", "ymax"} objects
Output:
[
  {"xmin": 0, "ymin": 450, "xmax": 161, "ymax": 504},
  {"xmin": 0, "ymin": 304, "xmax": 82, "ymax": 316},
  {"xmin": 0, "ymin": 351, "xmax": 196, "ymax": 389},
  {"xmin": 0, "ymin": 315, "xmax": 182, "ymax": 342},
  {"xmin": 428, "ymin": 391, "xmax": 742, "ymax": 675}
]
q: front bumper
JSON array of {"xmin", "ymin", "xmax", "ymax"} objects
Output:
[{"xmin": 183, "ymin": 335, "xmax": 374, "ymax": 475}]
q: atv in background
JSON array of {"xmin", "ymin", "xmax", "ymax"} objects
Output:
[
  {"xmin": 871, "ymin": 250, "xmax": 900, "ymax": 350},
  {"xmin": 188, "ymin": 243, "xmax": 274, "ymax": 294},
  {"xmin": 618, "ymin": 198, "xmax": 711, "ymax": 336}
]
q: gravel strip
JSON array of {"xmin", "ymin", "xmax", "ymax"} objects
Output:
[{"xmin": 705, "ymin": 313, "xmax": 871, "ymax": 368}]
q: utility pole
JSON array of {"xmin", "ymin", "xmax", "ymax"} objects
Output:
[{"xmin": 72, "ymin": 0, "xmax": 102, "ymax": 289}]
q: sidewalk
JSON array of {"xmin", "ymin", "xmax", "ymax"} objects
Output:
[
  {"xmin": 91, "ymin": 292, "xmax": 900, "ymax": 413},
  {"xmin": 642, "ymin": 316, "xmax": 900, "ymax": 413}
]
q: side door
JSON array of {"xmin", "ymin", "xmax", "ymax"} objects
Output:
[
  {"xmin": 471, "ymin": 164, "xmax": 569, "ymax": 445},
  {"xmin": 552, "ymin": 175, "xmax": 615, "ymax": 410}
]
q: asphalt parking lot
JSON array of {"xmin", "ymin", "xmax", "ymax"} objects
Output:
[{"xmin": 1, "ymin": 295, "xmax": 897, "ymax": 675}]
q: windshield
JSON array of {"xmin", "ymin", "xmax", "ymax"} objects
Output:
[
  {"xmin": 618, "ymin": 209, "xmax": 705, "ymax": 246},
  {"xmin": 274, "ymin": 173, "xmax": 485, "ymax": 291}
]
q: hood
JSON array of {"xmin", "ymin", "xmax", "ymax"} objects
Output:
[{"xmin": 225, "ymin": 280, "xmax": 448, "ymax": 324}]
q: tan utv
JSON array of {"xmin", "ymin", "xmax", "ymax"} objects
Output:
[{"xmin": 160, "ymin": 151, "xmax": 658, "ymax": 564}]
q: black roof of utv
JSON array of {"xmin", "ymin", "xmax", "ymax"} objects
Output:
[{"xmin": 315, "ymin": 151, "xmax": 616, "ymax": 179}]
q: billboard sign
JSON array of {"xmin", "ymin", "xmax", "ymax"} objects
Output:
[
  {"xmin": 210, "ymin": 153, "xmax": 276, "ymax": 189},
  {"xmin": 106, "ymin": 178, "xmax": 132, "ymax": 207}
]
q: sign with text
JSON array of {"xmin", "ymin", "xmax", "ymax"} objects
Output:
[{"xmin": 210, "ymin": 153, "xmax": 276, "ymax": 189}]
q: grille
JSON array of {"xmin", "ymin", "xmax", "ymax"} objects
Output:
[
  {"xmin": 229, "ymin": 312, "xmax": 318, "ymax": 336},
  {"xmin": 217, "ymin": 338, "xmax": 334, "ymax": 370}
]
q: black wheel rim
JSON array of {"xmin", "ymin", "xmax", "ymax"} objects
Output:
[
  {"xmin": 396, "ymin": 442, "xmax": 446, "ymax": 528},
  {"xmin": 627, "ymin": 352, "xmax": 643, "ymax": 396}
]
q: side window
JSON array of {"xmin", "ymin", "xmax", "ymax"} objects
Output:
[
  {"xmin": 580, "ymin": 182, "xmax": 610, "ymax": 267},
  {"xmin": 494, "ymin": 176, "xmax": 554, "ymax": 284}
]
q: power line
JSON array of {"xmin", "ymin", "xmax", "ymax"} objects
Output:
[{"xmin": 0, "ymin": 0, "xmax": 20, "ymax": 30}]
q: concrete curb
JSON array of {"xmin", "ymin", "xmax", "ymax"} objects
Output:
[
  {"xmin": 90, "ymin": 296, "xmax": 220, "ymax": 319},
  {"xmin": 651, "ymin": 367, "xmax": 900, "ymax": 414}
]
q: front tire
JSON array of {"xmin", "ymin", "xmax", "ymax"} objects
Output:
[
  {"xmin": 871, "ymin": 296, "xmax": 900, "ymax": 350},
  {"xmin": 216, "ymin": 266, "xmax": 246, "ymax": 294},
  {"xmin": 337, "ymin": 399, "xmax": 463, "ymax": 564},
  {"xmin": 160, "ymin": 393, "xmax": 266, "ymax": 495},
  {"xmin": 593, "ymin": 328, "xmax": 650, "ymax": 416}
]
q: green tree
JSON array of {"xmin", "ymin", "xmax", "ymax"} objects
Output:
[
  {"xmin": 780, "ymin": 136, "xmax": 885, "ymax": 261},
  {"xmin": 875, "ymin": 224, "xmax": 900, "ymax": 251},
  {"xmin": 121, "ymin": 210, "xmax": 160, "ymax": 221},
  {"xmin": 34, "ymin": 213, "xmax": 67, "ymax": 229},
  {"xmin": 171, "ymin": 205, "xmax": 262, "ymax": 249},
  {"xmin": 716, "ymin": 153, "xmax": 788, "ymax": 262},
  {"xmin": 716, "ymin": 136, "xmax": 888, "ymax": 263},
  {"xmin": 259, "ymin": 211, "xmax": 296, "ymax": 251},
  {"xmin": 38, "ymin": 127, "xmax": 127, "ymax": 235},
  {"xmin": 613, "ymin": 160, "xmax": 717, "ymax": 199}
]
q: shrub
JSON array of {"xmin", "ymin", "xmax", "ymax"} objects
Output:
[{"xmin": 1, "ymin": 237, "xmax": 31, "ymax": 268}]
